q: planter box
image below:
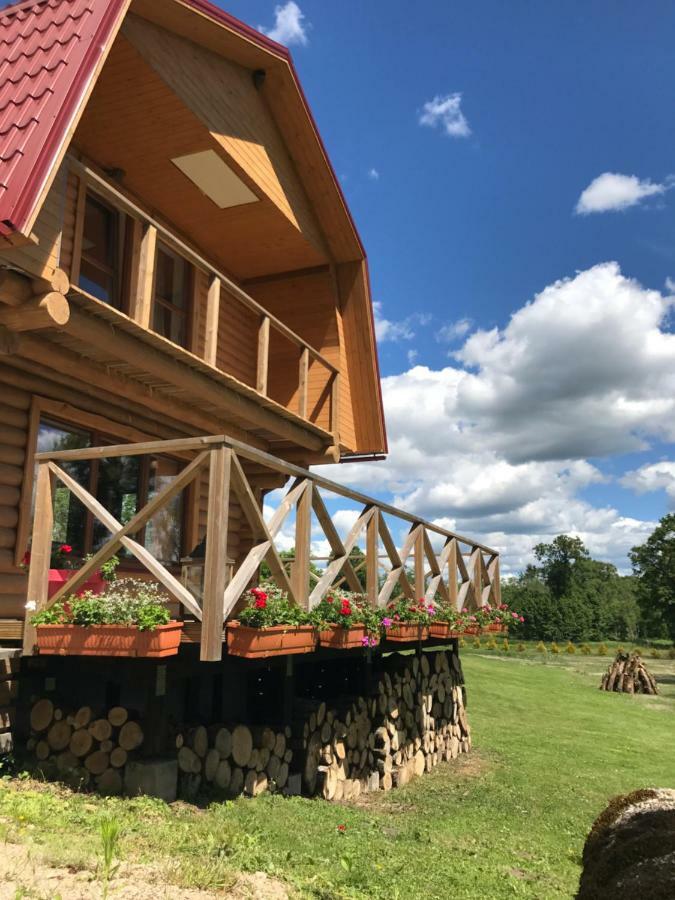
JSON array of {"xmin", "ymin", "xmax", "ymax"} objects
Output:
[
  {"xmin": 226, "ymin": 621, "xmax": 317, "ymax": 658},
  {"xmin": 48, "ymin": 569, "xmax": 105, "ymax": 600},
  {"xmin": 429, "ymin": 621, "xmax": 461, "ymax": 640},
  {"xmin": 318, "ymin": 624, "xmax": 378, "ymax": 649},
  {"xmin": 463, "ymin": 625, "xmax": 480, "ymax": 636},
  {"xmin": 35, "ymin": 622, "xmax": 183, "ymax": 658},
  {"xmin": 386, "ymin": 623, "xmax": 429, "ymax": 643},
  {"xmin": 481, "ymin": 623, "xmax": 503, "ymax": 634}
]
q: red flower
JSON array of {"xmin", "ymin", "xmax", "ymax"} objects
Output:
[
  {"xmin": 251, "ymin": 588, "xmax": 267, "ymax": 602},
  {"xmin": 21, "ymin": 550, "xmax": 31, "ymax": 566},
  {"xmin": 394, "ymin": 614, "xmax": 400, "ymax": 621},
  {"xmin": 254, "ymin": 597, "xmax": 267, "ymax": 610},
  {"xmin": 337, "ymin": 824, "xmax": 346, "ymax": 833},
  {"xmin": 326, "ymin": 596, "xmax": 334, "ymax": 604},
  {"xmin": 59, "ymin": 544, "xmax": 72, "ymax": 554}
]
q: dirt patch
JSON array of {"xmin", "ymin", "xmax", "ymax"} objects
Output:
[{"xmin": 0, "ymin": 841, "xmax": 288, "ymax": 899}]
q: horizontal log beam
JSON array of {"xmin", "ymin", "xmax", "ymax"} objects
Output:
[{"xmin": 0, "ymin": 292, "xmax": 69, "ymax": 332}]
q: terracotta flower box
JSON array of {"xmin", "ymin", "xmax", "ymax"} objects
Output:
[
  {"xmin": 318, "ymin": 623, "xmax": 378, "ymax": 649},
  {"xmin": 48, "ymin": 569, "xmax": 106, "ymax": 600},
  {"xmin": 429, "ymin": 621, "xmax": 462, "ymax": 640},
  {"xmin": 35, "ymin": 622, "xmax": 183, "ymax": 658},
  {"xmin": 463, "ymin": 625, "xmax": 480, "ymax": 636},
  {"xmin": 481, "ymin": 623, "xmax": 503, "ymax": 634},
  {"xmin": 386, "ymin": 623, "xmax": 429, "ymax": 643},
  {"xmin": 226, "ymin": 621, "xmax": 317, "ymax": 658}
]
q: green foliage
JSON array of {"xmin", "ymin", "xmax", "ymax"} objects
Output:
[
  {"xmin": 517, "ymin": 642, "xmax": 526, "ymax": 652},
  {"xmin": 651, "ymin": 648, "xmax": 662, "ymax": 659},
  {"xmin": 668, "ymin": 647, "xmax": 675, "ymax": 660},
  {"xmin": 472, "ymin": 637, "xmax": 481, "ymax": 649},
  {"xmin": 565, "ymin": 641, "xmax": 576, "ymax": 654},
  {"xmin": 550, "ymin": 642, "xmax": 560, "ymax": 654},
  {"xmin": 580, "ymin": 643, "xmax": 592, "ymax": 655},
  {"xmin": 99, "ymin": 815, "xmax": 120, "ymax": 898},
  {"xmin": 501, "ymin": 639, "xmax": 510, "ymax": 652},
  {"xmin": 84, "ymin": 554, "xmax": 120, "ymax": 583},
  {"xmin": 486, "ymin": 638, "xmax": 497, "ymax": 650},
  {"xmin": 383, "ymin": 597, "xmax": 434, "ymax": 625},
  {"xmin": 630, "ymin": 513, "xmax": 675, "ymax": 639},
  {"xmin": 308, "ymin": 589, "xmax": 380, "ymax": 640},
  {"xmin": 597, "ymin": 642, "xmax": 609, "ymax": 656},
  {"xmin": 536, "ymin": 640, "xmax": 547, "ymax": 653},
  {"xmin": 236, "ymin": 584, "xmax": 309, "ymax": 628},
  {"xmin": 31, "ymin": 579, "xmax": 171, "ymax": 631}
]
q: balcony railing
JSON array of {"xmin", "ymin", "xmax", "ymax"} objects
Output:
[
  {"xmin": 23, "ymin": 435, "xmax": 500, "ymax": 661},
  {"xmin": 67, "ymin": 156, "xmax": 340, "ymax": 438}
]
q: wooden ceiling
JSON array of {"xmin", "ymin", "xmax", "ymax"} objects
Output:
[{"xmin": 74, "ymin": 30, "xmax": 328, "ymax": 281}]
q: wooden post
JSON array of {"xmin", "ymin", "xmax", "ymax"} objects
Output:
[
  {"xmin": 490, "ymin": 555, "xmax": 501, "ymax": 605},
  {"xmin": 298, "ymin": 347, "xmax": 309, "ymax": 419},
  {"xmin": 366, "ymin": 508, "xmax": 379, "ymax": 606},
  {"xmin": 130, "ymin": 223, "xmax": 157, "ymax": 329},
  {"xmin": 414, "ymin": 526, "xmax": 425, "ymax": 599},
  {"xmin": 201, "ymin": 447, "xmax": 232, "ymax": 662},
  {"xmin": 292, "ymin": 482, "xmax": 311, "ymax": 609},
  {"xmin": 257, "ymin": 316, "xmax": 270, "ymax": 395},
  {"xmin": 447, "ymin": 539, "xmax": 458, "ymax": 610},
  {"xmin": 204, "ymin": 276, "xmax": 221, "ymax": 366},
  {"xmin": 330, "ymin": 371, "xmax": 340, "ymax": 441},
  {"xmin": 470, "ymin": 548, "xmax": 482, "ymax": 610},
  {"xmin": 22, "ymin": 463, "xmax": 54, "ymax": 655}
]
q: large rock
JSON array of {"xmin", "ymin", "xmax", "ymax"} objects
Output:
[
  {"xmin": 124, "ymin": 758, "xmax": 178, "ymax": 803},
  {"xmin": 578, "ymin": 788, "xmax": 675, "ymax": 899}
]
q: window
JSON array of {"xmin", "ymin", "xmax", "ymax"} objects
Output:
[
  {"xmin": 78, "ymin": 193, "xmax": 125, "ymax": 308},
  {"xmin": 153, "ymin": 245, "xmax": 191, "ymax": 348},
  {"xmin": 37, "ymin": 418, "xmax": 184, "ymax": 566}
]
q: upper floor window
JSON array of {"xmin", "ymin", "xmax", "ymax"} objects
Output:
[
  {"xmin": 153, "ymin": 244, "xmax": 191, "ymax": 349},
  {"xmin": 79, "ymin": 193, "xmax": 125, "ymax": 309}
]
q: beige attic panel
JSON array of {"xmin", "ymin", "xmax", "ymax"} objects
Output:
[
  {"xmin": 172, "ymin": 150, "xmax": 259, "ymax": 209},
  {"xmin": 121, "ymin": 14, "xmax": 328, "ymax": 257}
]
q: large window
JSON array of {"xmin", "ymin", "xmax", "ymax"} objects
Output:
[
  {"xmin": 153, "ymin": 244, "xmax": 191, "ymax": 348},
  {"xmin": 37, "ymin": 419, "xmax": 184, "ymax": 565},
  {"xmin": 78, "ymin": 193, "xmax": 126, "ymax": 309}
]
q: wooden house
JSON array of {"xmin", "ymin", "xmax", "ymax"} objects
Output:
[{"xmin": 0, "ymin": 0, "xmax": 499, "ymax": 798}]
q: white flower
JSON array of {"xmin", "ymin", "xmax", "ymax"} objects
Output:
[{"xmin": 25, "ymin": 600, "xmax": 37, "ymax": 611}]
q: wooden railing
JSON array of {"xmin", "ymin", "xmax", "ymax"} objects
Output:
[
  {"xmin": 23, "ymin": 435, "xmax": 500, "ymax": 662},
  {"xmin": 67, "ymin": 157, "xmax": 340, "ymax": 435}
]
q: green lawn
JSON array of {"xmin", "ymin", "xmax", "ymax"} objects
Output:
[{"xmin": 1, "ymin": 649, "xmax": 674, "ymax": 898}]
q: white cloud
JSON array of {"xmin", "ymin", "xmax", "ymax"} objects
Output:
[
  {"xmin": 373, "ymin": 301, "xmax": 430, "ymax": 343},
  {"xmin": 437, "ymin": 318, "xmax": 472, "ymax": 344},
  {"xmin": 622, "ymin": 461, "xmax": 675, "ymax": 505},
  {"xmin": 407, "ymin": 349, "xmax": 418, "ymax": 366},
  {"xmin": 419, "ymin": 92, "xmax": 471, "ymax": 138},
  {"xmin": 259, "ymin": 1, "xmax": 309, "ymax": 46},
  {"xmin": 665, "ymin": 276, "xmax": 675, "ymax": 294},
  {"xmin": 368, "ymin": 168, "xmax": 380, "ymax": 181},
  {"xmin": 575, "ymin": 172, "xmax": 669, "ymax": 215},
  {"xmin": 316, "ymin": 262, "xmax": 675, "ymax": 574}
]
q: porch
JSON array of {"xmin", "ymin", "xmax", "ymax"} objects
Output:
[{"xmin": 22, "ymin": 434, "xmax": 500, "ymax": 661}]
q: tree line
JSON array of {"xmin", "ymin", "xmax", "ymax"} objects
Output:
[{"xmin": 505, "ymin": 515, "xmax": 675, "ymax": 642}]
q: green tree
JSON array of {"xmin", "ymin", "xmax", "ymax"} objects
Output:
[
  {"xmin": 629, "ymin": 514, "xmax": 675, "ymax": 639},
  {"xmin": 533, "ymin": 535, "xmax": 589, "ymax": 599}
]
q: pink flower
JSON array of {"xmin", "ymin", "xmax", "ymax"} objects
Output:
[
  {"xmin": 368, "ymin": 637, "xmax": 378, "ymax": 647},
  {"xmin": 382, "ymin": 617, "xmax": 392, "ymax": 629},
  {"xmin": 519, "ymin": 616, "xmax": 525, "ymax": 623},
  {"xmin": 361, "ymin": 636, "xmax": 370, "ymax": 647},
  {"xmin": 427, "ymin": 605, "xmax": 436, "ymax": 616},
  {"xmin": 512, "ymin": 611, "xmax": 518, "ymax": 618}
]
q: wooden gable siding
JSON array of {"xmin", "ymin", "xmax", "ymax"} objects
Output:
[
  {"xmin": 0, "ymin": 164, "xmax": 67, "ymax": 281},
  {"xmin": 121, "ymin": 14, "xmax": 327, "ymax": 259},
  {"xmin": 247, "ymin": 271, "xmax": 341, "ymax": 436}
]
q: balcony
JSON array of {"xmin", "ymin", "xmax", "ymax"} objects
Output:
[{"xmin": 22, "ymin": 434, "xmax": 500, "ymax": 660}]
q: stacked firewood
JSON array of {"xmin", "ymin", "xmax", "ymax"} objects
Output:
[
  {"xmin": 176, "ymin": 723, "xmax": 295, "ymax": 800},
  {"xmin": 299, "ymin": 650, "xmax": 470, "ymax": 801},
  {"xmin": 600, "ymin": 652, "xmax": 658, "ymax": 695},
  {"xmin": 27, "ymin": 698, "xmax": 144, "ymax": 794}
]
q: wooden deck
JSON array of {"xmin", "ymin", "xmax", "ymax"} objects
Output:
[{"xmin": 23, "ymin": 434, "xmax": 500, "ymax": 662}]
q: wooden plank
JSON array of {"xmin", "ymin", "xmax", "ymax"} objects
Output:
[
  {"xmin": 22, "ymin": 463, "xmax": 53, "ymax": 655},
  {"xmin": 366, "ymin": 508, "xmax": 379, "ymax": 606},
  {"xmin": 36, "ymin": 435, "xmax": 225, "ymax": 462},
  {"xmin": 203, "ymin": 275, "xmax": 221, "ymax": 366},
  {"xmin": 68, "ymin": 176, "xmax": 87, "ymax": 286},
  {"xmin": 298, "ymin": 347, "xmax": 309, "ymax": 419},
  {"xmin": 47, "ymin": 452, "xmax": 209, "ymax": 607},
  {"xmin": 310, "ymin": 486, "xmax": 362, "ymax": 594},
  {"xmin": 130, "ymin": 223, "xmax": 157, "ymax": 328},
  {"xmin": 488, "ymin": 555, "xmax": 501, "ymax": 605},
  {"xmin": 256, "ymin": 315, "xmax": 270, "ymax": 394},
  {"xmin": 201, "ymin": 447, "xmax": 232, "ymax": 661},
  {"xmin": 377, "ymin": 520, "xmax": 417, "ymax": 607},
  {"xmin": 14, "ymin": 396, "xmax": 39, "ymax": 567},
  {"xmin": 291, "ymin": 479, "xmax": 311, "ymax": 608},
  {"xmin": 309, "ymin": 505, "xmax": 374, "ymax": 606},
  {"xmin": 414, "ymin": 525, "xmax": 425, "ymax": 599},
  {"xmin": 46, "ymin": 463, "xmax": 202, "ymax": 618}
]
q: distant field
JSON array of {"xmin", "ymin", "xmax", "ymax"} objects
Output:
[{"xmin": 1, "ymin": 648, "xmax": 674, "ymax": 898}]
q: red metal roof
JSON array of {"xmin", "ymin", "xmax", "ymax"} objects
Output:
[{"xmin": 0, "ymin": 0, "xmax": 128, "ymax": 237}]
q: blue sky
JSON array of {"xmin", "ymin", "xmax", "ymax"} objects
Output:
[{"xmin": 217, "ymin": 0, "xmax": 675, "ymax": 574}]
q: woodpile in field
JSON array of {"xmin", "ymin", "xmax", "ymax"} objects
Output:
[
  {"xmin": 599, "ymin": 652, "xmax": 658, "ymax": 695},
  {"xmin": 175, "ymin": 722, "xmax": 295, "ymax": 800},
  {"xmin": 299, "ymin": 649, "xmax": 470, "ymax": 801},
  {"xmin": 27, "ymin": 698, "xmax": 143, "ymax": 794}
]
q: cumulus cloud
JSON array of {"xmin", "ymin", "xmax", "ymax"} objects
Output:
[
  {"xmin": 368, "ymin": 168, "xmax": 380, "ymax": 181},
  {"xmin": 622, "ymin": 461, "xmax": 675, "ymax": 505},
  {"xmin": 259, "ymin": 1, "xmax": 309, "ymax": 46},
  {"xmin": 419, "ymin": 92, "xmax": 471, "ymax": 138},
  {"xmin": 575, "ymin": 172, "xmax": 669, "ymax": 214},
  {"xmin": 436, "ymin": 318, "xmax": 472, "ymax": 344},
  {"xmin": 373, "ymin": 301, "xmax": 430, "ymax": 343},
  {"xmin": 315, "ymin": 262, "xmax": 674, "ymax": 573}
]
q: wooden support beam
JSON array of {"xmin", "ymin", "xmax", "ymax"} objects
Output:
[
  {"xmin": 257, "ymin": 315, "xmax": 270, "ymax": 395},
  {"xmin": 69, "ymin": 176, "xmax": 87, "ymax": 287},
  {"xmin": 414, "ymin": 526, "xmax": 425, "ymax": 599},
  {"xmin": 291, "ymin": 479, "xmax": 312, "ymax": 609},
  {"xmin": 298, "ymin": 347, "xmax": 309, "ymax": 419},
  {"xmin": 202, "ymin": 275, "xmax": 220, "ymax": 366},
  {"xmin": 489, "ymin": 555, "xmax": 501, "ymax": 605},
  {"xmin": 201, "ymin": 447, "xmax": 232, "ymax": 661},
  {"xmin": 309, "ymin": 505, "xmax": 374, "ymax": 606},
  {"xmin": 0, "ymin": 326, "xmax": 19, "ymax": 355},
  {"xmin": 310, "ymin": 486, "xmax": 363, "ymax": 595},
  {"xmin": 0, "ymin": 270, "xmax": 33, "ymax": 307},
  {"xmin": 0, "ymin": 292, "xmax": 70, "ymax": 331},
  {"xmin": 330, "ymin": 371, "xmax": 340, "ymax": 440},
  {"xmin": 366, "ymin": 508, "xmax": 379, "ymax": 606},
  {"xmin": 446, "ymin": 539, "xmax": 458, "ymax": 610},
  {"xmin": 22, "ymin": 463, "xmax": 53, "ymax": 655},
  {"xmin": 377, "ymin": 516, "xmax": 416, "ymax": 607},
  {"xmin": 130, "ymin": 223, "xmax": 157, "ymax": 329}
]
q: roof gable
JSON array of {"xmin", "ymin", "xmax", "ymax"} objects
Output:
[{"xmin": 0, "ymin": 0, "xmax": 129, "ymax": 239}]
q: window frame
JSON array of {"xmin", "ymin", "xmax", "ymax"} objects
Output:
[
  {"xmin": 75, "ymin": 189, "xmax": 130, "ymax": 311},
  {"xmin": 152, "ymin": 241, "xmax": 193, "ymax": 350}
]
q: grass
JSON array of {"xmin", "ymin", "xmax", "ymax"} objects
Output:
[{"xmin": 1, "ymin": 648, "xmax": 674, "ymax": 898}]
